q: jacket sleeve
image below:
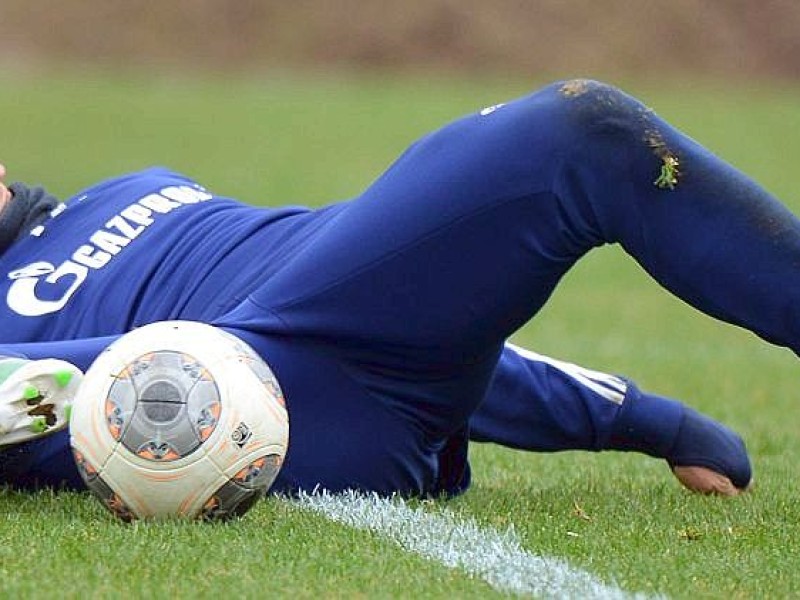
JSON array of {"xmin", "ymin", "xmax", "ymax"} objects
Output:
[
  {"xmin": 469, "ymin": 342, "xmax": 686, "ymax": 458},
  {"xmin": 0, "ymin": 335, "xmax": 120, "ymax": 372}
]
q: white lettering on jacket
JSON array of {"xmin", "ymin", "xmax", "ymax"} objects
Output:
[{"xmin": 6, "ymin": 185, "xmax": 212, "ymax": 317}]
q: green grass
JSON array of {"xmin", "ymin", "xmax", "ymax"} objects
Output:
[{"xmin": 1, "ymin": 69, "xmax": 800, "ymax": 598}]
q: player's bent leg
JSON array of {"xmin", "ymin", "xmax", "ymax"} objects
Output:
[
  {"xmin": 250, "ymin": 79, "xmax": 800, "ymax": 370},
  {"xmin": 552, "ymin": 79, "xmax": 800, "ymax": 355},
  {"xmin": 0, "ymin": 357, "xmax": 82, "ymax": 446}
]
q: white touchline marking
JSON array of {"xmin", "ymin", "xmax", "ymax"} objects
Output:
[{"xmin": 292, "ymin": 490, "xmax": 662, "ymax": 600}]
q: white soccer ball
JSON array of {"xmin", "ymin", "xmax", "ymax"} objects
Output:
[{"xmin": 69, "ymin": 320, "xmax": 289, "ymax": 521}]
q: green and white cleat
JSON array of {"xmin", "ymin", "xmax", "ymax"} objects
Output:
[{"xmin": 0, "ymin": 358, "xmax": 82, "ymax": 447}]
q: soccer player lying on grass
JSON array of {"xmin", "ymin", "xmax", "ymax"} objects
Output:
[{"xmin": 5, "ymin": 78, "xmax": 793, "ymax": 501}]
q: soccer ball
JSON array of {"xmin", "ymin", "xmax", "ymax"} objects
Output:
[{"xmin": 69, "ymin": 321, "xmax": 289, "ymax": 521}]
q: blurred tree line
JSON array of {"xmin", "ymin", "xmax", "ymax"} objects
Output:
[{"xmin": 0, "ymin": 0, "xmax": 798, "ymax": 80}]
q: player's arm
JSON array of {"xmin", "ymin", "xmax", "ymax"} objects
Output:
[
  {"xmin": 0, "ymin": 324, "xmax": 255, "ymax": 371},
  {"xmin": 471, "ymin": 342, "xmax": 685, "ymax": 454},
  {"xmin": 0, "ymin": 335, "xmax": 121, "ymax": 371},
  {"xmin": 470, "ymin": 343, "xmax": 752, "ymax": 493}
]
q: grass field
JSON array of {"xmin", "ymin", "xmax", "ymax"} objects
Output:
[{"xmin": 1, "ymin": 69, "xmax": 800, "ymax": 598}]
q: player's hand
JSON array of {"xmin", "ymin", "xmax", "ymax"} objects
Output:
[
  {"xmin": 671, "ymin": 465, "xmax": 748, "ymax": 496},
  {"xmin": 0, "ymin": 163, "xmax": 11, "ymax": 212},
  {"xmin": 666, "ymin": 406, "xmax": 752, "ymax": 497},
  {"xmin": 663, "ymin": 406, "xmax": 753, "ymax": 497}
]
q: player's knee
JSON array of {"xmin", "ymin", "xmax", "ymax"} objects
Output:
[{"xmin": 538, "ymin": 79, "xmax": 648, "ymax": 142}]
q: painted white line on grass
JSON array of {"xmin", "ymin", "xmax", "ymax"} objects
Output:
[{"xmin": 293, "ymin": 490, "xmax": 660, "ymax": 600}]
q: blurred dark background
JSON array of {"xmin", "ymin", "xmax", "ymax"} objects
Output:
[{"xmin": 1, "ymin": 0, "xmax": 798, "ymax": 81}]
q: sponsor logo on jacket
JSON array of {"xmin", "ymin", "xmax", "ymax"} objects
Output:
[{"xmin": 6, "ymin": 185, "xmax": 212, "ymax": 317}]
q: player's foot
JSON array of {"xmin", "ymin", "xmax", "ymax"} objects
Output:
[
  {"xmin": 666, "ymin": 407, "xmax": 752, "ymax": 496},
  {"xmin": 0, "ymin": 357, "xmax": 82, "ymax": 446}
]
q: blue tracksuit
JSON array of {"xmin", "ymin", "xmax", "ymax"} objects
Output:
[{"xmin": 1, "ymin": 80, "xmax": 792, "ymax": 495}]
